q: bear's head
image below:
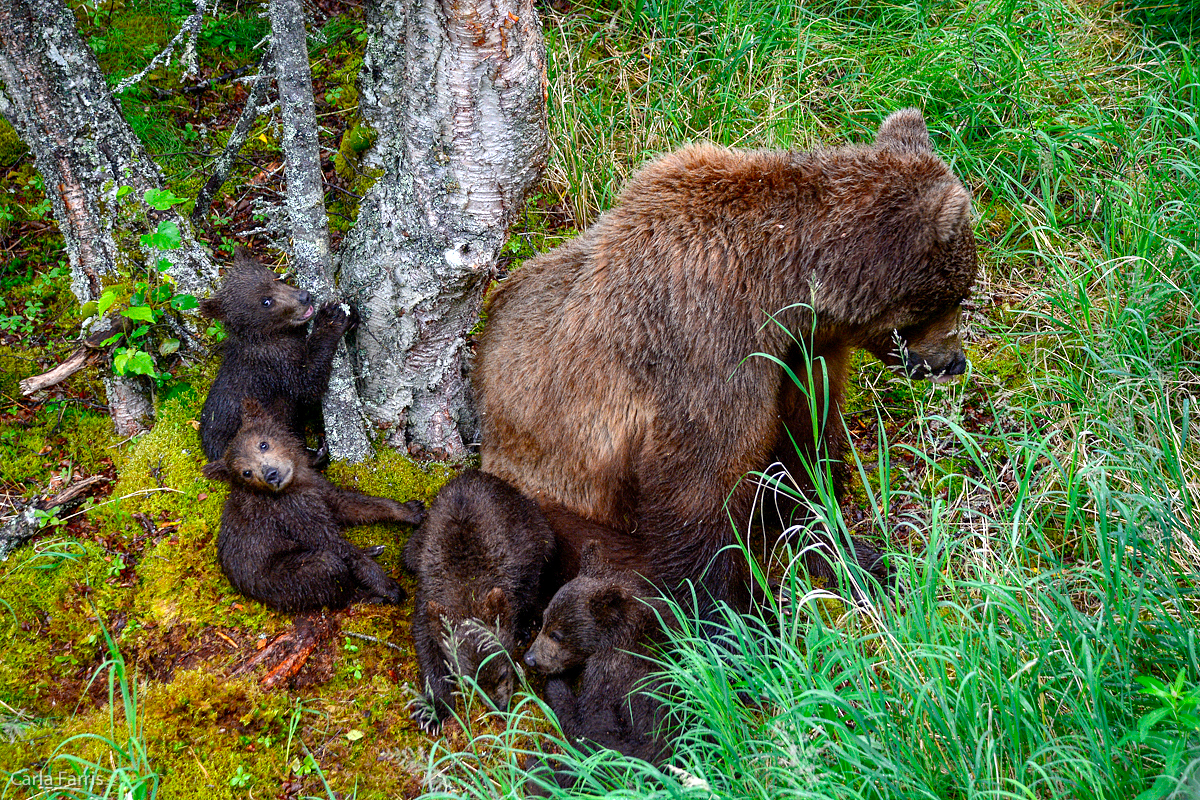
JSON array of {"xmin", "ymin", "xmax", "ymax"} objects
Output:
[
  {"xmin": 428, "ymin": 587, "xmax": 519, "ymax": 712},
  {"xmin": 200, "ymin": 249, "xmax": 316, "ymax": 337},
  {"xmin": 848, "ymin": 108, "xmax": 978, "ymax": 384},
  {"xmin": 202, "ymin": 399, "xmax": 307, "ymax": 493},
  {"xmin": 523, "ymin": 542, "xmax": 647, "ymax": 675}
]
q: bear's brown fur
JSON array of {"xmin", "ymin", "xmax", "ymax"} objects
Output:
[
  {"xmin": 202, "ymin": 400, "xmax": 424, "ymax": 612},
  {"xmin": 199, "ymin": 250, "xmax": 355, "ymax": 462},
  {"xmin": 402, "ymin": 469, "xmax": 557, "ymax": 733},
  {"xmin": 475, "ymin": 109, "xmax": 977, "ymax": 610}
]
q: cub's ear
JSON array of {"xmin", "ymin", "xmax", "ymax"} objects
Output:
[
  {"xmin": 578, "ymin": 539, "xmax": 606, "ymax": 575},
  {"xmin": 428, "ymin": 600, "xmax": 450, "ymax": 625},
  {"xmin": 202, "ymin": 461, "xmax": 231, "ymax": 482},
  {"xmin": 231, "ymin": 246, "xmax": 259, "ymax": 270},
  {"xmin": 588, "ymin": 584, "xmax": 630, "ymax": 629},
  {"xmin": 199, "ymin": 296, "xmax": 224, "ymax": 321},
  {"xmin": 240, "ymin": 397, "xmax": 267, "ymax": 419},
  {"xmin": 875, "ymin": 108, "xmax": 933, "ymax": 155},
  {"xmin": 482, "ymin": 586, "xmax": 513, "ymax": 627}
]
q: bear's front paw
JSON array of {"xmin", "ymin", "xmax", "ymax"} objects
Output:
[
  {"xmin": 395, "ymin": 500, "xmax": 426, "ymax": 526},
  {"xmin": 410, "ymin": 698, "xmax": 445, "ymax": 735},
  {"xmin": 313, "ymin": 301, "xmax": 349, "ymax": 332},
  {"xmin": 366, "ymin": 576, "xmax": 405, "ymax": 605}
]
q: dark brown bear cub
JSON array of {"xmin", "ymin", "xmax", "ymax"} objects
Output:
[
  {"xmin": 524, "ymin": 542, "xmax": 672, "ymax": 790},
  {"xmin": 199, "ymin": 249, "xmax": 355, "ymax": 462},
  {"xmin": 203, "ymin": 400, "xmax": 424, "ymax": 612},
  {"xmin": 404, "ymin": 470, "xmax": 556, "ymax": 733},
  {"xmin": 476, "ymin": 109, "xmax": 978, "ymax": 611}
]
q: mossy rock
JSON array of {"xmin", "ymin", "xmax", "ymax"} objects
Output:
[{"xmin": 0, "ymin": 119, "xmax": 27, "ymax": 166}]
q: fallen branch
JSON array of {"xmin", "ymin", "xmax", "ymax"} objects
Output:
[
  {"xmin": 19, "ymin": 313, "xmax": 131, "ymax": 396},
  {"xmin": 0, "ymin": 475, "xmax": 109, "ymax": 560}
]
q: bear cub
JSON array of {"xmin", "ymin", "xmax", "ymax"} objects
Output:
[
  {"xmin": 404, "ymin": 469, "xmax": 557, "ymax": 733},
  {"xmin": 199, "ymin": 249, "xmax": 356, "ymax": 462},
  {"xmin": 203, "ymin": 399, "xmax": 425, "ymax": 612},
  {"xmin": 524, "ymin": 541, "xmax": 673, "ymax": 778}
]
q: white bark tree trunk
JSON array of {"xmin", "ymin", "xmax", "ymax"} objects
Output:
[
  {"xmin": 268, "ymin": 0, "xmax": 372, "ymax": 461},
  {"xmin": 339, "ymin": 0, "xmax": 549, "ymax": 459},
  {"xmin": 0, "ymin": 0, "xmax": 217, "ymax": 436}
]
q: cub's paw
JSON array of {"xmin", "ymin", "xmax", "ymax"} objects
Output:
[
  {"xmin": 410, "ymin": 698, "xmax": 445, "ymax": 735},
  {"xmin": 391, "ymin": 499, "xmax": 426, "ymax": 526},
  {"xmin": 313, "ymin": 301, "xmax": 349, "ymax": 332}
]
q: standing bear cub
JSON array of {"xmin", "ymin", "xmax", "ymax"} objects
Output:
[
  {"xmin": 404, "ymin": 470, "xmax": 557, "ymax": 733},
  {"xmin": 203, "ymin": 399, "xmax": 425, "ymax": 612},
  {"xmin": 524, "ymin": 541, "xmax": 673, "ymax": 785},
  {"xmin": 199, "ymin": 249, "xmax": 355, "ymax": 462},
  {"xmin": 476, "ymin": 109, "xmax": 978, "ymax": 611}
]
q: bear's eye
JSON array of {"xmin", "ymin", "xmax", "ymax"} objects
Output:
[
  {"xmin": 242, "ymin": 469, "xmax": 253, "ymax": 479},
  {"xmin": 258, "ymin": 441, "xmax": 269, "ymax": 451},
  {"xmin": 261, "ymin": 297, "xmax": 273, "ymax": 308},
  {"xmin": 549, "ymin": 630, "xmax": 564, "ymax": 643}
]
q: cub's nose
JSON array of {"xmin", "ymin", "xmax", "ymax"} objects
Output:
[
  {"xmin": 296, "ymin": 290, "xmax": 312, "ymax": 306},
  {"xmin": 523, "ymin": 651, "xmax": 537, "ymax": 669},
  {"xmin": 264, "ymin": 467, "xmax": 282, "ymax": 488}
]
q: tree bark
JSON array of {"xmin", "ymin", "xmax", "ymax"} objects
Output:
[
  {"xmin": 268, "ymin": 0, "xmax": 372, "ymax": 461},
  {"xmin": 339, "ymin": 0, "xmax": 549, "ymax": 459},
  {"xmin": 0, "ymin": 0, "xmax": 217, "ymax": 436}
]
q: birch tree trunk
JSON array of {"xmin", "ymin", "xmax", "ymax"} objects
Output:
[
  {"xmin": 0, "ymin": 0, "xmax": 217, "ymax": 435},
  {"xmin": 268, "ymin": 0, "xmax": 372, "ymax": 461},
  {"xmin": 339, "ymin": 0, "xmax": 549, "ymax": 459}
]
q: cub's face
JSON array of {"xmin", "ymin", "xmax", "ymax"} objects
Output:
[
  {"xmin": 523, "ymin": 575, "xmax": 624, "ymax": 675},
  {"xmin": 203, "ymin": 431, "xmax": 298, "ymax": 493},
  {"xmin": 200, "ymin": 255, "xmax": 315, "ymax": 336},
  {"xmin": 228, "ymin": 433, "xmax": 296, "ymax": 492}
]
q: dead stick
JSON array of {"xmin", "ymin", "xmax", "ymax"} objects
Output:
[{"xmin": 0, "ymin": 475, "xmax": 109, "ymax": 560}]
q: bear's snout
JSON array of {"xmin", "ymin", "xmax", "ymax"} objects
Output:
[
  {"xmin": 904, "ymin": 348, "xmax": 968, "ymax": 383},
  {"xmin": 523, "ymin": 649, "xmax": 538, "ymax": 670}
]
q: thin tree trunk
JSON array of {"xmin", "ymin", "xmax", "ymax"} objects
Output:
[
  {"xmin": 269, "ymin": 0, "xmax": 371, "ymax": 461},
  {"xmin": 0, "ymin": 0, "xmax": 217, "ymax": 435},
  {"xmin": 339, "ymin": 0, "xmax": 549, "ymax": 459}
]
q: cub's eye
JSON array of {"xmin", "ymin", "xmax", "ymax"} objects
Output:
[
  {"xmin": 258, "ymin": 441, "xmax": 269, "ymax": 451},
  {"xmin": 261, "ymin": 297, "xmax": 273, "ymax": 308},
  {"xmin": 549, "ymin": 630, "xmax": 564, "ymax": 643},
  {"xmin": 242, "ymin": 469, "xmax": 253, "ymax": 479}
]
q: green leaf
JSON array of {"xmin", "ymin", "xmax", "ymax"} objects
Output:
[
  {"xmin": 159, "ymin": 338, "xmax": 180, "ymax": 355},
  {"xmin": 121, "ymin": 306, "xmax": 155, "ymax": 322},
  {"xmin": 98, "ymin": 289, "xmax": 118, "ymax": 317},
  {"xmin": 139, "ymin": 219, "xmax": 182, "ymax": 250},
  {"xmin": 171, "ymin": 293, "xmax": 199, "ymax": 310},
  {"xmin": 346, "ymin": 729, "xmax": 365, "ymax": 742},
  {"xmin": 120, "ymin": 350, "xmax": 157, "ymax": 377},
  {"xmin": 115, "ymin": 185, "xmax": 133, "ymax": 201},
  {"xmin": 154, "ymin": 258, "xmax": 172, "ymax": 272},
  {"xmin": 144, "ymin": 188, "xmax": 188, "ymax": 210}
]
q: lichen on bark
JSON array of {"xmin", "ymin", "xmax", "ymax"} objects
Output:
[{"xmin": 339, "ymin": 0, "xmax": 549, "ymax": 459}]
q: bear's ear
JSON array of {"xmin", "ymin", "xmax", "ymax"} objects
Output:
[
  {"xmin": 588, "ymin": 584, "xmax": 630, "ymax": 629},
  {"xmin": 482, "ymin": 586, "xmax": 513, "ymax": 626},
  {"xmin": 428, "ymin": 599, "xmax": 449, "ymax": 625},
  {"xmin": 875, "ymin": 108, "xmax": 932, "ymax": 155},
  {"xmin": 240, "ymin": 397, "xmax": 267, "ymax": 420},
  {"xmin": 202, "ymin": 461, "xmax": 231, "ymax": 482},
  {"xmin": 199, "ymin": 296, "xmax": 224, "ymax": 321},
  {"xmin": 578, "ymin": 540, "xmax": 605, "ymax": 575},
  {"xmin": 923, "ymin": 180, "xmax": 974, "ymax": 246},
  {"xmin": 231, "ymin": 246, "xmax": 259, "ymax": 270}
]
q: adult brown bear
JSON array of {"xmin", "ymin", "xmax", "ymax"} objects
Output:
[{"xmin": 475, "ymin": 109, "xmax": 977, "ymax": 610}]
